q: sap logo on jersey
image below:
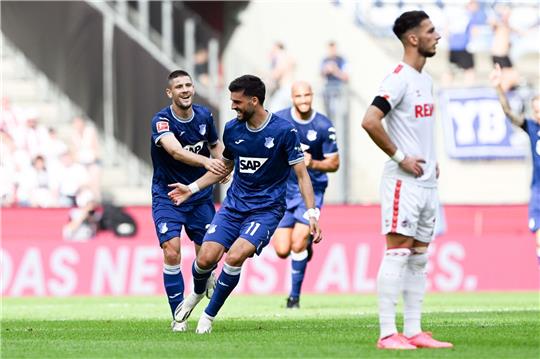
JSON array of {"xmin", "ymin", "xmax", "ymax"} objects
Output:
[
  {"xmin": 183, "ymin": 141, "xmax": 205, "ymax": 153},
  {"xmin": 239, "ymin": 157, "xmax": 268, "ymax": 174}
]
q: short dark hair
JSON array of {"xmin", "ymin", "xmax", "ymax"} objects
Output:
[
  {"xmin": 228, "ymin": 75, "xmax": 266, "ymax": 105},
  {"xmin": 168, "ymin": 70, "xmax": 192, "ymax": 82},
  {"xmin": 392, "ymin": 11, "xmax": 429, "ymax": 40}
]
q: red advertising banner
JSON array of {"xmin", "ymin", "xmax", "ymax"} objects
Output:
[{"xmin": 1, "ymin": 205, "xmax": 538, "ymax": 296}]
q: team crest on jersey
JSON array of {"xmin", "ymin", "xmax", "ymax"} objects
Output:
[
  {"xmin": 158, "ymin": 222, "xmax": 168, "ymax": 234},
  {"xmin": 183, "ymin": 140, "xmax": 205, "ymax": 154},
  {"xmin": 156, "ymin": 121, "xmax": 169, "ymax": 133},
  {"xmin": 206, "ymin": 224, "xmax": 217, "ymax": 234},
  {"xmin": 264, "ymin": 137, "xmax": 274, "ymax": 149},
  {"xmin": 199, "ymin": 124, "xmax": 207, "ymax": 135},
  {"xmin": 307, "ymin": 130, "xmax": 317, "ymax": 141},
  {"xmin": 239, "ymin": 156, "xmax": 268, "ymax": 174}
]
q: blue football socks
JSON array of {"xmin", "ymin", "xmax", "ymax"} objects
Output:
[
  {"xmin": 163, "ymin": 263, "xmax": 184, "ymax": 317},
  {"xmin": 192, "ymin": 260, "xmax": 215, "ymax": 295},
  {"xmin": 204, "ymin": 263, "xmax": 241, "ymax": 317},
  {"xmin": 290, "ymin": 250, "xmax": 308, "ymax": 299}
]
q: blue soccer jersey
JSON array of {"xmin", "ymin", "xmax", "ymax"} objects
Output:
[
  {"xmin": 522, "ymin": 118, "xmax": 540, "ymax": 189},
  {"xmin": 151, "ymin": 104, "xmax": 219, "ymax": 205},
  {"xmin": 221, "ymin": 112, "xmax": 304, "ymax": 213},
  {"xmin": 275, "ymin": 107, "xmax": 339, "ymax": 193},
  {"xmin": 523, "ymin": 118, "xmax": 540, "ymax": 233}
]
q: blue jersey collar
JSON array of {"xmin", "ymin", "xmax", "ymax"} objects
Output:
[
  {"xmin": 290, "ymin": 107, "xmax": 316, "ymax": 125},
  {"xmin": 246, "ymin": 111, "xmax": 272, "ymax": 132},
  {"xmin": 169, "ymin": 105, "xmax": 195, "ymax": 123}
]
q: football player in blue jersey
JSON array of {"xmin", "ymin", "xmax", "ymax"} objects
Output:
[
  {"xmin": 491, "ymin": 64, "xmax": 540, "ymax": 264},
  {"xmin": 273, "ymin": 81, "xmax": 340, "ymax": 308},
  {"xmin": 150, "ymin": 70, "xmax": 229, "ymax": 332},
  {"xmin": 168, "ymin": 74, "xmax": 323, "ymax": 333}
]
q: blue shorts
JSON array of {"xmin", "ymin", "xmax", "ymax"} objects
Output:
[
  {"xmin": 529, "ymin": 186, "xmax": 540, "ymax": 233},
  {"xmin": 152, "ymin": 200, "xmax": 216, "ymax": 246},
  {"xmin": 278, "ymin": 190, "xmax": 325, "ymax": 228},
  {"xmin": 203, "ymin": 206, "xmax": 284, "ymax": 255}
]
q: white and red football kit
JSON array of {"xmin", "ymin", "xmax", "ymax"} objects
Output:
[{"xmin": 378, "ymin": 62, "xmax": 438, "ymax": 242}]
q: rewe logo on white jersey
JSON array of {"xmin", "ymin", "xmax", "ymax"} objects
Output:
[
  {"xmin": 239, "ymin": 156, "xmax": 268, "ymax": 174},
  {"xmin": 183, "ymin": 141, "xmax": 205, "ymax": 154}
]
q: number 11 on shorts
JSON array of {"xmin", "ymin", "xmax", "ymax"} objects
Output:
[{"xmin": 245, "ymin": 222, "xmax": 260, "ymax": 236}]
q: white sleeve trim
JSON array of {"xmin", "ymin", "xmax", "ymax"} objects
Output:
[
  {"xmin": 289, "ymin": 156, "xmax": 305, "ymax": 166},
  {"xmin": 323, "ymin": 152, "xmax": 339, "ymax": 158},
  {"xmin": 154, "ymin": 132, "xmax": 174, "ymax": 146}
]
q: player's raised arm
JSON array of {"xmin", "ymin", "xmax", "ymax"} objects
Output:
[
  {"xmin": 159, "ymin": 134, "xmax": 228, "ymax": 176},
  {"xmin": 490, "ymin": 63, "xmax": 524, "ymax": 127},
  {"xmin": 362, "ymin": 104, "xmax": 425, "ymax": 178},
  {"xmin": 292, "ymin": 162, "xmax": 322, "ymax": 243}
]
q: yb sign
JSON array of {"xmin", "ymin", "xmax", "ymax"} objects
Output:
[{"xmin": 439, "ymin": 88, "xmax": 527, "ymax": 159}]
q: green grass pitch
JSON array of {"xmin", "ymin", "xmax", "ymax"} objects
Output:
[{"xmin": 2, "ymin": 292, "xmax": 539, "ymax": 358}]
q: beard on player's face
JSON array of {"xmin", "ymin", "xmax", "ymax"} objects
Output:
[
  {"xmin": 237, "ymin": 107, "xmax": 254, "ymax": 122},
  {"xmin": 295, "ymin": 103, "xmax": 312, "ymax": 116},
  {"xmin": 419, "ymin": 48, "xmax": 436, "ymax": 57},
  {"xmin": 176, "ymin": 98, "xmax": 192, "ymax": 110}
]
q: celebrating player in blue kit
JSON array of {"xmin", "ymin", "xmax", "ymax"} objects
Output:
[
  {"xmin": 150, "ymin": 70, "xmax": 228, "ymax": 332},
  {"xmin": 491, "ymin": 64, "xmax": 540, "ymax": 264},
  {"xmin": 168, "ymin": 74, "xmax": 323, "ymax": 333},
  {"xmin": 273, "ymin": 81, "xmax": 339, "ymax": 308}
]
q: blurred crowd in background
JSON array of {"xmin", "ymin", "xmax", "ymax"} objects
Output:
[
  {"xmin": 1, "ymin": 0, "xmax": 538, "ymax": 210},
  {"xmin": 0, "ymin": 98, "xmax": 101, "ymax": 208}
]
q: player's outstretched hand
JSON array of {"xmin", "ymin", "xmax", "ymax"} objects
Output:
[
  {"xmin": 399, "ymin": 156, "xmax": 425, "ymax": 178},
  {"xmin": 205, "ymin": 158, "xmax": 228, "ymax": 176},
  {"xmin": 309, "ymin": 218, "xmax": 322, "ymax": 244},
  {"xmin": 167, "ymin": 183, "xmax": 193, "ymax": 206},
  {"xmin": 490, "ymin": 63, "xmax": 502, "ymax": 88}
]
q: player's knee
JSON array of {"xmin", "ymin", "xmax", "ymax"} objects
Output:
[
  {"xmin": 196, "ymin": 253, "xmax": 216, "ymax": 270},
  {"xmin": 274, "ymin": 243, "xmax": 290, "ymax": 258},
  {"xmin": 162, "ymin": 245, "xmax": 181, "ymax": 265},
  {"xmin": 225, "ymin": 252, "xmax": 249, "ymax": 267},
  {"xmin": 291, "ymin": 240, "xmax": 307, "ymax": 253},
  {"xmin": 408, "ymin": 248, "xmax": 428, "ymax": 271}
]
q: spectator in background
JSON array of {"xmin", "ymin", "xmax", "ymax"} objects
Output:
[
  {"xmin": 20, "ymin": 112, "xmax": 48, "ymax": 158},
  {"xmin": 62, "ymin": 187, "xmax": 101, "ymax": 242},
  {"xmin": 194, "ymin": 47, "xmax": 210, "ymax": 87},
  {"xmin": 443, "ymin": 0, "xmax": 486, "ymax": 86},
  {"xmin": 489, "ymin": 4, "xmax": 520, "ymax": 92},
  {"xmin": 44, "ymin": 127, "xmax": 68, "ymax": 167},
  {"xmin": 0, "ymin": 129, "xmax": 32, "ymax": 207},
  {"xmin": 0, "ymin": 130, "xmax": 18, "ymax": 206},
  {"xmin": 1, "ymin": 97, "xmax": 18, "ymax": 136},
  {"xmin": 70, "ymin": 116, "xmax": 101, "ymax": 201},
  {"xmin": 56, "ymin": 150, "xmax": 89, "ymax": 207},
  {"xmin": 267, "ymin": 42, "xmax": 296, "ymax": 111},
  {"xmin": 17, "ymin": 155, "xmax": 59, "ymax": 208},
  {"xmin": 320, "ymin": 41, "xmax": 349, "ymax": 121}
]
